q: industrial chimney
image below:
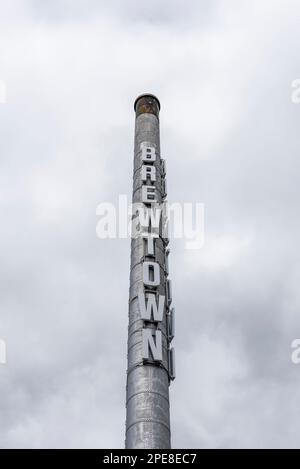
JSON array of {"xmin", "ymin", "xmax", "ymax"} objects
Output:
[{"xmin": 125, "ymin": 94, "xmax": 175, "ymax": 449}]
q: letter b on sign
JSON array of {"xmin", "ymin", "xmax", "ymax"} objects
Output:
[{"xmin": 141, "ymin": 144, "xmax": 156, "ymax": 163}]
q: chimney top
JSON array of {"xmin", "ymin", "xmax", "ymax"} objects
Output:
[{"xmin": 134, "ymin": 94, "xmax": 160, "ymax": 117}]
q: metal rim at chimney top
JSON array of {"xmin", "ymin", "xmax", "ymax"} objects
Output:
[{"xmin": 134, "ymin": 93, "xmax": 161, "ymax": 111}]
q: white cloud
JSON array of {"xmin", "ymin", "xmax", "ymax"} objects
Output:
[{"xmin": 186, "ymin": 234, "xmax": 252, "ymax": 271}]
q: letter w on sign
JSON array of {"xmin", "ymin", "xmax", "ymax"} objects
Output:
[{"xmin": 138, "ymin": 292, "xmax": 165, "ymax": 322}]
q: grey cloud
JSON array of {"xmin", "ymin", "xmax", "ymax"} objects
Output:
[{"xmin": 27, "ymin": 0, "xmax": 217, "ymax": 28}]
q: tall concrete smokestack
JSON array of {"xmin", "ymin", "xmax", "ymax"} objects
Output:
[{"xmin": 125, "ymin": 94, "xmax": 175, "ymax": 449}]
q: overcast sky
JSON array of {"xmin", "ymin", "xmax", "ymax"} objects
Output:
[{"xmin": 1, "ymin": 0, "xmax": 300, "ymax": 449}]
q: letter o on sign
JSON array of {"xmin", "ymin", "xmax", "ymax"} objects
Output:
[{"xmin": 143, "ymin": 261, "xmax": 160, "ymax": 287}]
